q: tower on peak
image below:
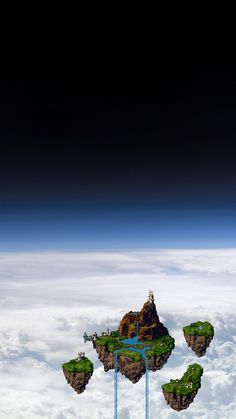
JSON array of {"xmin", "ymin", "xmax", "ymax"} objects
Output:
[{"xmin": 148, "ymin": 290, "xmax": 155, "ymax": 304}]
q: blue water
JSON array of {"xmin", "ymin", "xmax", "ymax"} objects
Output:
[
  {"xmin": 114, "ymin": 321, "xmax": 151, "ymax": 419},
  {"xmin": 121, "ymin": 336, "xmax": 142, "ymax": 345},
  {"xmin": 120, "ymin": 320, "xmax": 141, "ymax": 345}
]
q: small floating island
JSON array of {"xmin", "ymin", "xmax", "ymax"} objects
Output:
[
  {"xmin": 62, "ymin": 354, "xmax": 93, "ymax": 394},
  {"xmin": 162, "ymin": 363, "xmax": 203, "ymax": 411},
  {"xmin": 183, "ymin": 321, "xmax": 214, "ymax": 357}
]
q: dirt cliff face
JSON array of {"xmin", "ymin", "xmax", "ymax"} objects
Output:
[
  {"xmin": 147, "ymin": 352, "xmax": 171, "ymax": 371},
  {"xmin": 138, "ymin": 301, "xmax": 169, "ymax": 341},
  {"xmin": 119, "ymin": 301, "xmax": 169, "ymax": 341},
  {"xmin": 163, "ymin": 390, "xmax": 197, "ymax": 411},
  {"xmin": 119, "ymin": 311, "xmax": 138, "ymax": 338},
  {"xmin": 184, "ymin": 333, "xmax": 213, "ymax": 357},
  {"xmin": 95, "ymin": 342, "xmax": 172, "ymax": 383},
  {"xmin": 63, "ymin": 370, "xmax": 93, "ymax": 394},
  {"xmin": 95, "ymin": 343, "xmax": 115, "ymax": 371}
]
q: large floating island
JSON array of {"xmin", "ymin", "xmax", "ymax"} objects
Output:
[
  {"xmin": 183, "ymin": 321, "xmax": 214, "ymax": 357},
  {"xmin": 162, "ymin": 363, "xmax": 203, "ymax": 411},
  {"xmin": 92, "ymin": 291, "xmax": 175, "ymax": 383}
]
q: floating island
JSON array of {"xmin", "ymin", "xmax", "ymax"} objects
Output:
[
  {"xmin": 62, "ymin": 354, "xmax": 93, "ymax": 394},
  {"xmin": 183, "ymin": 320, "xmax": 214, "ymax": 357},
  {"xmin": 62, "ymin": 291, "xmax": 214, "ymax": 414},
  {"xmin": 162, "ymin": 363, "xmax": 203, "ymax": 411},
  {"xmin": 92, "ymin": 290, "xmax": 175, "ymax": 383}
]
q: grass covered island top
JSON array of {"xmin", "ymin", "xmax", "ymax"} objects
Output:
[
  {"xmin": 95, "ymin": 330, "xmax": 175, "ymax": 360},
  {"xmin": 162, "ymin": 363, "xmax": 203, "ymax": 396},
  {"xmin": 183, "ymin": 321, "xmax": 214, "ymax": 337},
  {"xmin": 62, "ymin": 357, "xmax": 93, "ymax": 374}
]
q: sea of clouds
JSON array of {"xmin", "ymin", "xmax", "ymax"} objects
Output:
[{"xmin": 0, "ymin": 249, "xmax": 236, "ymax": 419}]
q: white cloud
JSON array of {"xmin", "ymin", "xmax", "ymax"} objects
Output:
[{"xmin": 0, "ymin": 249, "xmax": 236, "ymax": 418}]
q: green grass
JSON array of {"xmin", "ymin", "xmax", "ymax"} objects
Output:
[
  {"xmin": 110, "ymin": 330, "xmax": 120, "ymax": 337},
  {"xmin": 162, "ymin": 363, "xmax": 203, "ymax": 396},
  {"xmin": 95, "ymin": 330, "xmax": 128, "ymax": 352},
  {"xmin": 96, "ymin": 336, "xmax": 125, "ymax": 352},
  {"xmin": 143, "ymin": 335, "xmax": 175, "ymax": 358},
  {"xmin": 118, "ymin": 350, "xmax": 142, "ymax": 362},
  {"xmin": 183, "ymin": 321, "xmax": 214, "ymax": 337},
  {"xmin": 62, "ymin": 357, "xmax": 93, "ymax": 374}
]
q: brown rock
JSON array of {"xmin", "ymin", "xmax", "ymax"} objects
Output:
[
  {"xmin": 118, "ymin": 355, "xmax": 146, "ymax": 383},
  {"xmin": 184, "ymin": 333, "xmax": 213, "ymax": 357},
  {"xmin": 118, "ymin": 311, "xmax": 138, "ymax": 338},
  {"xmin": 119, "ymin": 301, "xmax": 169, "ymax": 341},
  {"xmin": 95, "ymin": 343, "xmax": 115, "ymax": 371},
  {"xmin": 95, "ymin": 341, "xmax": 172, "ymax": 383},
  {"xmin": 63, "ymin": 370, "xmax": 93, "ymax": 394},
  {"xmin": 148, "ymin": 352, "xmax": 171, "ymax": 371},
  {"xmin": 137, "ymin": 301, "xmax": 169, "ymax": 341},
  {"xmin": 163, "ymin": 390, "xmax": 197, "ymax": 411}
]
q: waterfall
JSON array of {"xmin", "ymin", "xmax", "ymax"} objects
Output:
[{"xmin": 113, "ymin": 345, "xmax": 150, "ymax": 419}]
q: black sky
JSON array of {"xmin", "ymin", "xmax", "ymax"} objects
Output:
[{"xmin": 1, "ymin": 61, "xmax": 236, "ymax": 209}]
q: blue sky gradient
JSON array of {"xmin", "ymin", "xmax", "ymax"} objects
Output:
[{"xmin": 1, "ymin": 203, "xmax": 236, "ymax": 251}]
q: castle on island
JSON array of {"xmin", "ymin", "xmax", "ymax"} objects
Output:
[{"xmin": 148, "ymin": 289, "xmax": 155, "ymax": 304}]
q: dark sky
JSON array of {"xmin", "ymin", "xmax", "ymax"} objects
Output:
[{"xmin": 1, "ymin": 62, "xmax": 236, "ymax": 249}]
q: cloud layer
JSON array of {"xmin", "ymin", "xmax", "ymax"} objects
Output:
[{"xmin": 0, "ymin": 249, "xmax": 236, "ymax": 418}]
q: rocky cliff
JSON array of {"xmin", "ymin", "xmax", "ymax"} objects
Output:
[
  {"xmin": 184, "ymin": 333, "xmax": 213, "ymax": 357},
  {"xmin": 138, "ymin": 301, "xmax": 169, "ymax": 341},
  {"xmin": 119, "ymin": 311, "xmax": 137, "ymax": 338},
  {"xmin": 63, "ymin": 370, "xmax": 93, "ymax": 394},
  {"xmin": 95, "ymin": 343, "xmax": 115, "ymax": 371},
  {"xmin": 163, "ymin": 390, "xmax": 197, "ymax": 411},
  {"xmin": 119, "ymin": 300, "xmax": 169, "ymax": 341}
]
